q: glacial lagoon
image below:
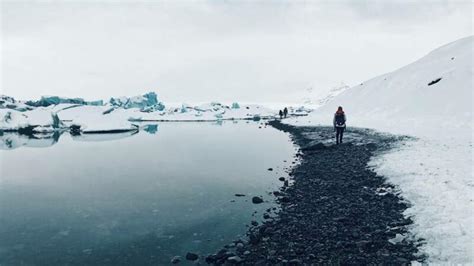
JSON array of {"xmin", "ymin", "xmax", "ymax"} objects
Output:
[{"xmin": 0, "ymin": 121, "xmax": 296, "ymax": 265}]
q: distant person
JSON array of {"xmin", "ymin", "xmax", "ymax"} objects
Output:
[
  {"xmin": 333, "ymin": 106, "xmax": 346, "ymax": 144},
  {"xmin": 283, "ymin": 107, "xmax": 288, "ymax": 118},
  {"xmin": 279, "ymin": 110, "xmax": 283, "ymax": 119}
]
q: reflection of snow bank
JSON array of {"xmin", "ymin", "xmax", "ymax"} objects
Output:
[
  {"xmin": 0, "ymin": 132, "xmax": 60, "ymax": 150},
  {"xmin": 287, "ymin": 36, "xmax": 473, "ymax": 263}
]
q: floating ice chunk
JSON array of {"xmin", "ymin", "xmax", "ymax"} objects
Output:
[{"xmin": 232, "ymin": 102, "xmax": 240, "ymax": 109}]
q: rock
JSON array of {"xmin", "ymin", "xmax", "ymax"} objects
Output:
[
  {"xmin": 227, "ymin": 256, "xmax": 242, "ymax": 264},
  {"xmin": 279, "ymin": 196, "xmax": 290, "ymax": 203},
  {"xmin": 267, "ymin": 168, "xmax": 273, "ymax": 171},
  {"xmin": 205, "ymin": 254, "xmax": 218, "ymax": 264},
  {"xmin": 171, "ymin": 256, "xmax": 181, "ymax": 264},
  {"xmin": 251, "ymin": 220, "xmax": 259, "ymax": 226},
  {"xmin": 252, "ymin": 196, "xmax": 264, "ymax": 204},
  {"xmin": 235, "ymin": 194, "xmax": 246, "ymax": 197},
  {"xmin": 279, "ymin": 177, "xmax": 285, "ymax": 181},
  {"xmin": 185, "ymin": 252, "xmax": 199, "ymax": 261},
  {"xmin": 289, "ymin": 259, "xmax": 301, "ymax": 264}
]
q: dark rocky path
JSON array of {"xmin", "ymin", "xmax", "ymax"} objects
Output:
[{"xmin": 207, "ymin": 121, "xmax": 422, "ymax": 265}]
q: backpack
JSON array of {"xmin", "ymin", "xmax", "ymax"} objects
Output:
[{"xmin": 335, "ymin": 113, "xmax": 345, "ymax": 126}]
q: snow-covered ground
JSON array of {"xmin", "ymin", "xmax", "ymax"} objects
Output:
[{"xmin": 287, "ymin": 36, "xmax": 473, "ymax": 263}]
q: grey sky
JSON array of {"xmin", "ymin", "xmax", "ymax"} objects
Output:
[{"xmin": 1, "ymin": 0, "xmax": 472, "ymax": 104}]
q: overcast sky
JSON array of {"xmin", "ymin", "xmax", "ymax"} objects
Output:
[{"xmin": 1, "ymin": 0, "xmax": 472, "ymax": 104}]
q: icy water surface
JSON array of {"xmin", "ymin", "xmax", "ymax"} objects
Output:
[{"xmin": 0, "ymin": 121, "xmax": 296, "ymax": 265}]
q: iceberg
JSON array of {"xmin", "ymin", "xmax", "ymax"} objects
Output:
[
  {"xmin": 25, "ymin": 96, "xmax": 104, "ymax": 107},
  {"xmin": 109, "ymin": 92, "xmax": 165, "ymax": 112},
  {"xmin": 0, "ymin": 95, "xmax": 34, "ymax": 112}
]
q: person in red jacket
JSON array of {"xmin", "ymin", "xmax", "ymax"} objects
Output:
[{"xmin": 333, "ymin": 106, "xmax": 346, "ymax": 144}]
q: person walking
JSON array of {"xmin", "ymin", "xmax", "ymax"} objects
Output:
[
  {"xmin": 333, "ymin": 106, "xmax": 346, "ymax": 144},
  {"xmin": 283, "ymin": 107, "xmax": 288, "ymax": 118},
  {"xmin": 279, "ymin": 110, "xmax": 283, "ymax": 119}
]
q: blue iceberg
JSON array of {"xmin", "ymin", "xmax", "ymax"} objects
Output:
[
  {"xmin": 109, "ymin": 92, "xmax": 165, "ymax": 112},
  {"xmin": 25, "ymin": 96, "xmax": 104, "ymax": 107}
]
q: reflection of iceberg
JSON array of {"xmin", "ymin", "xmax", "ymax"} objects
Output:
[
  {"xmin": 0, "ymin": 131, "xmax": 61, "ymax": 150},
  {"xmin": 143, "ymin": 124, "xmax": 158, "ymax": 134},
  {"xmin": 71, "ymin": 130, "xmax": 138, "ymax": 142}
]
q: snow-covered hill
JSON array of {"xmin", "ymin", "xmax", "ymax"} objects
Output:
[
  {"xmin": 289, "ymin": 36, "xmax": 473, "ymax": 263},
  {"xmin": 301, "ymin": 82, "xmax": 350, "ymax": 108}
]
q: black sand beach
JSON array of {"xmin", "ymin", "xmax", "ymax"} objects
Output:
[{"xmin": 207, "ymin": 121, "xmax": 422, "ymax": 265}]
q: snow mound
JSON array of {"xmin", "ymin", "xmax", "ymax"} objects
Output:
[
  {"xmin": 288, "ymin": 36, "xmax": 473, "ymax": 263},
  {"xmin": 0, "ymin": 108, "xmax": 65, "ymax": 133},
  {"xmin": 58, "ymin": 105, "xmax": 139, "ymax": 133}
]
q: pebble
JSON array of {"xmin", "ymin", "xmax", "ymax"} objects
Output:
[{"xmin": 185, "ymin": 252, "xmax": 199, "ymax": 261}]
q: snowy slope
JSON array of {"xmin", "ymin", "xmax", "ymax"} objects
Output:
[
  {"xmin": 288, "ymin": 36, "xmax": 473, "ymax": 263},
  {"xmin": 301, "ymin": 82, "xmax": 350, "ymax": 108}
]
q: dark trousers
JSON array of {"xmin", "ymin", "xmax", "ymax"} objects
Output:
[{"xmin": 336, "ymin": 127, "xmax": 345, "ymax": 144}]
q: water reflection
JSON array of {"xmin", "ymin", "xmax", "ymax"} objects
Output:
[
  {"xmin": 0, "ymin": 121, "xmax": 296, "ymax": 265},
  {"xmin": 0, "ymin": 122, "xmax": 250, "ymax": 150}
]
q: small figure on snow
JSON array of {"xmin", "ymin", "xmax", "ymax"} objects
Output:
[
  {"xmin": 279, "ymin": 110, "xmax": 283, "ymax": 119},
  {"xmin": 333, "ymin": 106, "xmax": 346, "ymax": 144},
  {"xmin": 283, "ymin": 107, "xmax": 288, "ymax": 118}
]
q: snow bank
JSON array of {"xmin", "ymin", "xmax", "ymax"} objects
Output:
[
  {"xmin": 0, "ymin": 108, "xmax": 65, "ymax": 133},
  {"xmin": 58, "ymin": 105, "xmax": 138, "ymax": 133},
  {"xmin": 287, "ymin": 36, "xmax": 473, "ymax": 263},
  {"xmin": 129, "ymin": 103, "xmax": 278, "ymax": 122}
]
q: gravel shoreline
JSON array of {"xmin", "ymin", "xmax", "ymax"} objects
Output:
[{"xmin": 207, "ymin": 121, "xmax": 422, "ymax": 265}]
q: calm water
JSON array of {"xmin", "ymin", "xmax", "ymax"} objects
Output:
[{"xmin": 0, "ymin": 121, "xmax": 296, "ymax": 265}]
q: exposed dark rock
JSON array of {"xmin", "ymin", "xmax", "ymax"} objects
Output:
[
  {"xmin": 428, "ymin": 77, "xmax": 442, "ymax": 86},
  {"xmin": 252, "ymin": 196, "xmax": 264, "ymax": 204},
  {"xmin": 185, "ymin": 252, "xmax": 199, "ymax": 261}
]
